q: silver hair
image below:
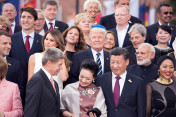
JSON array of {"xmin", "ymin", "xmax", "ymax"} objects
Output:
[
  {"xmin": 2, "ymin": 3, "xmax": 16, "ymax": 12},
  {"xmin": 139, "ymin": 43, "xmax": 155, "ymax": 55},
  {"xmin": 89, "ymin": 27, "xmax": 106, "ymax": 38},
  {"xmin": 42, "ymin": 47, "xmax": 64, "ymax": 66},
  {"xmin": 43, "ymin": 0, "xmax": 58, "ymax": 9},
  {"xmin": 114, "ymin": 0, "xmax": 130, "ymax": 4},
  {"xmin": 83, "ymin": 0, "xmax": 102, "ymax": 12},
  {"xmin": 35, "ymin": 9, "xmax": 45, "ymax": 18},
  {"xmin": 128, "ymin": 23, "xmax": 147, "ymax": 36}
]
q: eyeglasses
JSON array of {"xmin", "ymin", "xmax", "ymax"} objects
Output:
[
  {"xmin": 37, "ymin": 18, "xmax": 44, "ymax": 21},
  {"xmin": 0, "ymin": 25, "xmax": 7, "ymax": 29},
  {"xmin": 162, "ymin": 12, "xmax": 173, "ymax": 15},
  {"xmin": 129, "ymin": 36, "xmax": 142, "ymax": 41}
]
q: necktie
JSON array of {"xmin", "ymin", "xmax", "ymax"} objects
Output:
[
  {"xmin": 25, "ymin": 35, "xmax": 30, "ymax": 53},
  {"xmin": 96, "ymin": 53, "xmax": 102, "ymax": 75},
  {"xmin": 49, "ymin": 23, "xmax": 53, "ymax": 30},
  {"xmin": 9, "ymin": 24, "xmax": 13, "ymax": 35},
  {"xmin": 50, "ymin": 76, "xmax": 56, "ymax": 93},
  {"xmin": 113, "ymin": 76, "xmax": 121, "ymax": 106}
]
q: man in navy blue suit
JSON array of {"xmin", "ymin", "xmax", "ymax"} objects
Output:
[
  {"xmin": 10, "ymin": 7, "xmax": 43, "ymax": 86},
  {"xmin": 96, "ymin": 47, "xmax": 146, "ymax": 117}
]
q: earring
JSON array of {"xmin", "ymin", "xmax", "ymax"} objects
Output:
[{"xmin": 64, "ymin": 40, "xmax": 67, "ymax": 45}]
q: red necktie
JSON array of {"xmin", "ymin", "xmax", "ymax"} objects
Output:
[
  {"xmin": 25, "ymin": 35, "xmax": 30, "ymax": 53},
  {"xmin": 9, "ymin": 24, "xmax": 13, "ymax": 35},
  {"xmin": 49, "ymin": 23, "xmax": 53, "ymax": 30},
  {"xmin": 50, "ymin": 76, "xmax": 56, "ymax": 93},
  {"xmin": 113, "ymin": 76, "xmax": 121, "ymax": 106}
]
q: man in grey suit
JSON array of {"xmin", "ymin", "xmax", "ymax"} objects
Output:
[{"xmin": 24, "ymin": 47, "xmax": 64, "ymax": 117}]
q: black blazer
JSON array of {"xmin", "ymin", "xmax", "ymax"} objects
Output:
[
  {"xmin": 99, "ymin": 13, "xmax": 142, "ymax": 30},
  {"xmin": 68, "ymin": 49, "xmax": 111, "ymax": 84},
  {"xmin": 24, "ymin": 69, "xmax": 60, "ymax": 117},
  {"xmin": 9, "ymin": 31, "xmax": 43, "ymax": 84},
  {"xmin": 110, "ymin": 26, "xmax": 132, "ymax": 47},
  {"xmin": 14, "ymin": 24, "xmax": 22, "ymax": 34},
  {"xmin": 146, "ymin": 22, "xmax": 176, "ymax": 48},
  {"xmin": 96, "ymin": 72, "xmax": 146, "ymax": 117},
  {"xmin": 44, "ymin": 20, "xmax": 68, "ymax": 33},
  {"xmin": 125, "ymin": 45, "xmax": 161, "ymax": 65},
  {"xmin": 6, "ymin": 56, "xmax": 24, "ymax": 99}
]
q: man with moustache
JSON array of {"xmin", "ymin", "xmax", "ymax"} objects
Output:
[{"xmin": 127, "ymin": 43, "xmax": 158, "ymax": 85}]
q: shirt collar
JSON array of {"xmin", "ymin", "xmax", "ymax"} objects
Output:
[
  {"xmin": 112, "ymin": 70, "xmax": 127, "ymax": 80},
  {"xmin": 45, "ymin": 18, "xmax": 55, "ymax": 25},
  {"xmin": 91, "ymin": 48, "xmax": 104, "ymax": 56},
  {"xmin": 158, "ymin": 20, "xmax": 170, "ymax": 26},
  {"xmin": 22, "ymin": 31, "xmax": 35, "ymax": 39},
  {"xmin": 116, "ymin": 24, "xmax": 129, "ymax": 31},
  {"xmin": 11, "ymin": 21, "xmax": 15, "ymax": 26},
  {"xmin": 41, "ymin": 67, "xmax": 52, "ymax": 80}
]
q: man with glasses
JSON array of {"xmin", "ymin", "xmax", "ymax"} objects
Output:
[
  {"xmin": 34, "ymin": 9, "xmax": 45, "ymax": 36},
  {"xmin": 146, "ymin": 3, "xmax": 176, "ymax": 48}
]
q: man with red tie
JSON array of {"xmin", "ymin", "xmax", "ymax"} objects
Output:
[
  {"xmin": 9, "ymin": 7, "xmax": 42, "ymax": 88},
  {"xmin": 96, "ymin": 47, "xmax": 146, "ymax": 117}
]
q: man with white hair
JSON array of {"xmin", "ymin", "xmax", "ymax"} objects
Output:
[{"xmin": 127, "ymin": 43, "xmax": 158, "ymax": 84}]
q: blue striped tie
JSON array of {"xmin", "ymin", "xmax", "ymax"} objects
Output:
[{"xmin": 96, "ymin": 53, "xmax": 102, "ymax": 75}]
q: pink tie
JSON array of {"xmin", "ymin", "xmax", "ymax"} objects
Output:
[
  {"xmin": 113, "ymin": 76, "xmax": 121, "ymax": 106},
  {"xmin": 25, "ymin": 35, "xmax": 30, "ymax": 53},
  {"xmin": 50, "ymin": 76, "xmax": 56, "ymax": 93},
  {"xmin": 49, "ymin": 23, "xmax": 53, "ymax": 30},
  {"xmin": 9, "ymin": 24, "xmax": 13, "ymax": 35}
]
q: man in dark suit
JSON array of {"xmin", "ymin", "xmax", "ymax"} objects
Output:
[
  {"xmin": 43, "ymin": 0, "xmax": 68, "ymax": 33},
  {"xmin": 99, "ymin": 0, "xmax": 142, "ymax": 30},
  {"xmin": 96, "ymin": 47, "xmax": 146, "ymax": 117},
  {"xmin": 24, "ymin": 47, "xmax": 64, "ymax": 117},
  {"xmin": 0, "ymin": 31, "xmax": 24, "ymax": 100},
  {"xmin": 146, "ymin": 3, "xmax": 176, "ymax": 48},
  {"xmin": 1, "ymin": 3, "xmax": 22, "ymax": 34},
  {"xmin": 126, "ymin": 23, "xmax": 160, "ymax": 65},
  {"xmin": 9, "ymin": 7, "xmax": 43, "ymax": 86},
  {"xmin": 68, "ymin": 27, "xmax": 111, "ymax": 84},
  {"xmin": 110, "ymin": 5, "xmax": 132, "ymax": 48}
]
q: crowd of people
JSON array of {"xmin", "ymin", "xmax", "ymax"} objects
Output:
[{"xmin": 0, "ymin": 0, "xmax": 176, "ymax": 117}]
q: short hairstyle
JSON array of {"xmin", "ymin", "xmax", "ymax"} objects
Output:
[
  {"xmin": 20, "ymin": 7, "xmax": 38, "ymax": 21},
  {"xmin": 115, "ymin": 5, "xmax": 129, "ymax": 13},
  {"xmin": 105, "ymin": 31, "xmax": 116, "ymax": 46},
  {"xmin": 62, "ymin": 26, "xmax": 87, "ymax": 52},
  {"xmin": 157, "ymin": 3, "xmax": 172, "ymax": 13},
  {"xmin": 2, "ymin": 3, "xmax": 16, "ymax": 12},
  {"xmin": 0, "ymin": 31, "xmax": 11, "ymax": 38},
  {"xmin": 156, "ymin": 25, "xmax": 172, "ymax": 35},
  {"xmin": 83, "ymin": 0, "xmax": 102, "ymax": 12},
  {"xmin": 138, "ymin": 43, "xmax": 155, "ymax": 58},
  {"xmin": 0, "ymin": 56, "xmax": 8, "ymax": 80},
  {"xmin": 74, "ymin": 13, "xmax": 91, "ymax": 26},
  {"xmin": 43, "ymin": 0, "xmax": 58, "ymax": 9},
  {"xmin": 42, "ymin": 29, "xmax": 65, "ymax": 51},
  {"xmin": 42, "ymin": 47, "xmax": 64, "ymax": 66},
  {"xmin": 35, "ymin": 9, "xmax": 45, "ymax": 19},
  {"xmin": 157, "ymin": 55, "xmax": 175, "ymax": 70},
  {"xmin": 0, "ymin": 16, "xmax": 11, "ymax": 32},
  {"xmin": 80, "ymin": 59, "xmax": 99, "ymax": 78},
  {"xmin": 110, "ymin": 47, "xmax": 129, "ymax": 61},
  {"xmin": 128, "ymin": 23, "xmax": 147, "ymax": 37},
  {"xmin": 114, "ymin": 0, "xmax": 120, "ymax": 4},
  {"xmin": 89, "ymin": 27, "xmax": 106, "ymax": 38}
]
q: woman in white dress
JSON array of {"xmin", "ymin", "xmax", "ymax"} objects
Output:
[{"xmin": 28, "ymin": 29, "xmax": 69, "ymax": 90}]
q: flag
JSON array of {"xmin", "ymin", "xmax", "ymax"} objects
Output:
[{"xmin": 24, "ymin": 0, "xmax": 36, "ymax": 8}]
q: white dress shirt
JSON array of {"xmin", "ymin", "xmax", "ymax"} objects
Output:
[
  {"xmin": 11, "ymin": 21, "xmax": 16, "ymax": 34},
  {"xmin": 22, "ymin": 31, "xmax": 35, "ymax": 49},
  {"xmin": 112, "ymin": 71, "xmax": 127, "ymax": 95},
  {"xmin": 39, "ymin": 29, "xmax": 45, "ymax": 36},
  {"xmin": 41, "ymin": 67, "xmax": 53, "ymax": 81},
  {"xmin": 91, "ymin": 48, "xmax": 104, "ymax": 73},
  {"xmin": 45, "ymin": 18, "xmax": 55, "ymax": 29},
  {"xmin": 116, "ymin": 24, "xmax": 129, "ymax": 47}
]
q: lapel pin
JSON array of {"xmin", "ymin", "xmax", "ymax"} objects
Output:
[
  {"xmin": 128, "ymin": 79, "xmax": 132, "ymax": 83},
  {"xmin": 8, "ymin": 63, "xmax": 12, "ymax": 66},
  {"xmin": 171, "ymin": 28, "xmax": 173, "ymax": 30},
  {"xmin": 128, "ymin": 20, "xmax": 132, "ymax": 24},
  {"xmin": 55, "ymin": 26, "xmax": 58, "ymax": 29},
  {"xmin": 107, "ymin": 58, "xmax": 109, "ymax": 60}
]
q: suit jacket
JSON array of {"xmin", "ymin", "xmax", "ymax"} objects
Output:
[
  {"xmin": 24, "ymin": 69, "xmax": 60, "ymax": 117},
  {"xmin": 146, "ymin": 22, "xmax": 176, "ymax": 48},
  {"xmin": 125, "ymin": 45, "xmax": 161, "ymax": 65},
  {"xmin": 110, "ymin": 26, "xmax": 132, "ymax": 47},
  {"xmin": 44, "ymin": 20, "xmax": 68, "ymax": 33},
  {"xmin": 9, "ymin": 31, "xmax": 43, "ymax": 84},
  {"xmin": 99, "ymin": 13, "xmax": 142, "ymax": 30},
  {"xmin": 68, "ymin": 49, "xmax": 111, "ymax": 84},
  {"xmin": 0, "ymin": 78, "xmax": 23, "ymax": 117},
  {"xmin": 96, "ymin": 72, "xmax": 146, "ymax": 117},
  {"xmin": 6, "ymin": 56, "xmax": 24, "ymax": 100},
  {"xmin": 14, "ymin": 24, "xmax": 22, "ymax": 34}
]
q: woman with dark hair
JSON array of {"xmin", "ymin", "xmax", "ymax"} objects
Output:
[
  {"xmin": 61, "ymin": 59, "xmax": 107, "ymax": 117},
  {"xmin": 146, "ymin": 55, "xmax": 176, "ymax": 117},
  {"xmin": 0, "ymin": 56, "xmax": 23, "ymax": 117},
  {"xmin": 155, "ymin": 25, "xmax": 174, "ymax": 55},
  {"xmin": 28, "ymin": 29, "xmax": 69, "ymax": 91},
  {"xmin": 63, "ymin": 26, "xmax": 87, "ymax": 61},
  {"xmin": 103, "ymin": 31, "xmax": 116, "ymax": 52}
]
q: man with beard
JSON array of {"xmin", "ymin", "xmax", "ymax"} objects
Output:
[
  {"xmin": 146, "ymin": 4, "xmax": 176, "ymax": 48},
  {"xmin": 127, "ymin": 43, "xmax": 158, "ymax": 85}
]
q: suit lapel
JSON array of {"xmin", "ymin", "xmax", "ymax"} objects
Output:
[
  {"xmin": 29, "ymin": 33, "xmax": 40, "ymax": 55},
  {"xmin": 114, "ymin": 29, "xmax": 119, "ymax": 47},
  {"xmin": 87, "ymin": 49, "xmax": 94, "ymax": 59},
  {"xmin": 130, "ymin": 46, "xmax": 137, "ymax": 64},
  {"xmin": 44, "ymin": 22, "xmax": 48, "ymax": 32},
  {"xmin": 117, "ymin": 73, "xmax": 133, "ymax": 108},
  {"xmin": 0, "ymin": 79, "xmax": 7, "ymax": 95},
  {"xmin": 103, "ymin": 51, "xmax": 110, "ymax": 72},
  {"xmin": 122, "ymin": 26, "xmax": 131, "ymax": 47}
]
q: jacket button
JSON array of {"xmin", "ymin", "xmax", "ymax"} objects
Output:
[{"xmin": 115, "ymin": 109, "xmax": 118, "ymax": 111}]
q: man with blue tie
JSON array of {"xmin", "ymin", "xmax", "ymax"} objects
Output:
[
  {"xmin": 96, "ymin": 47, "xmax": 146, "ymax": 117},
  {"xmin": 68, "ymin": 27, "xmax": 111, "ymax": 84}
]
